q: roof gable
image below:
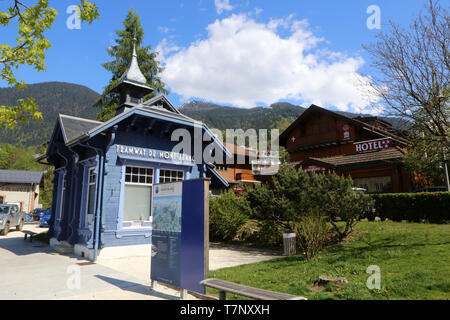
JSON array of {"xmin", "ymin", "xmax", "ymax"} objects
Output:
[
  {"xmin": 142, "ymin": 95, "xmax": 181, "ymax": 114},
  {"xmin": 280, "ymin": 104, "xmax": 409, "ymax": 146},
  {"xmin": 59, "ymin": 114, "xmax": 102, "ymax": 144}
]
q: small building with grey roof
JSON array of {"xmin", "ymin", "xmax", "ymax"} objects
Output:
[{"xmin": 0, "ymin": 169, "xmax": 45, "ymax": 212}]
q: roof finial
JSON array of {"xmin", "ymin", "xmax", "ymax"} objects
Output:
[{"xmin": 132, "ymin": 27, "xmax": 138, "ymax": 58}]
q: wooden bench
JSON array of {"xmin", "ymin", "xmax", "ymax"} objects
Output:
[
  {"xmin": 22, "ymin": 231, "xmax": 38, "ymax": 242},
  {"xmin": 200, "ymin": 278, "xmax": 307, "ymax": 300}
]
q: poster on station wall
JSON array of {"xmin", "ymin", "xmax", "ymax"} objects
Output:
[{"xmin": 151, "ymin": 179, "xmax": 209, "ymax": 294}]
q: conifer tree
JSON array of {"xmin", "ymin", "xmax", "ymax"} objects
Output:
[{"xmin": 95, "ymin": 8, "xmax": 168, "ymax": 121}]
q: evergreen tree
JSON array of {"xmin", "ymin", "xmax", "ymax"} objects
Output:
[{"xmin": 94, "ymin": 8, "xmax": 168, "ymax": 121}]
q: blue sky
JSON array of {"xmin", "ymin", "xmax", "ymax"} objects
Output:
[{"xmin": 0, "ymin": 0, "xmax": 430, "ymax": 113}]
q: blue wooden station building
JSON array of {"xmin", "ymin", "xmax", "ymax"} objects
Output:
[{"xmin": 37, "ymin": 43, "xmax": 229, "ymax": 260}]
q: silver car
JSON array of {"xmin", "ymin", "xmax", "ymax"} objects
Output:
[{"xmin": 0, "ymin": 204, "xmax": 26, "ymax": 236}]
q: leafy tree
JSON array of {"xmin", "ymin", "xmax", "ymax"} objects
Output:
[
  {"xmin": 403, "ymin": 133, "xmax": 447, "ymax": 188},
  {"xmin": 94, "ymin": 8, "xmax": 168, "ymax": 122},
  {"xmin": 363, "ymin": 0, "xmax": 449, "ymax": 151},
  {"xmin": 0, "ymin": 0, "xmax": 99, "ymax": 129},
  {"xmin": 209, "ymin": 189, "xmax": 251, "ymax": 241}
]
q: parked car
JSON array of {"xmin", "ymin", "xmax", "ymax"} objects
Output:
[
  {"xmin": 0, "ymin": 204, "xmax": 27, "ymax": 235},
  {"xmin": 39, "ymin": 209, "xmax": 51, "ymax": 228},
  {"xmin": 411, "ymin": 186, "xmax": 448, "ymax": 193},
  {"xmin": 31, "ymin": 208, "xmax": 46, "ymax": 221}
]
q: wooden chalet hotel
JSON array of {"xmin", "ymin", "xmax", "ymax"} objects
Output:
[{"xmin": 280, "ymin": 104, "xmax": 411, "ymax": 193}]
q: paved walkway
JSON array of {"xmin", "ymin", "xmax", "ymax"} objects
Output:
[{"xmin": 0, "ymin": 223, "xmax": 282, "ymax": 300}]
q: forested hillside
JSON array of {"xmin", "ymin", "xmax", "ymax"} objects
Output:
[{"xmin": 0, "ymin": 82, "xmax": 100, "ymax": 147}]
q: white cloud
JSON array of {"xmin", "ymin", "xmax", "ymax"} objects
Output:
[
  {"xmin": 158, "ymin": 14, "xmax": 379, "ymax": 113},
  {"xmin": 214, "ymin": 0, "xmax": 233, "ymax": 14},
  {"xmin": 157, "ymin": 26, "xmax": 171, "ymax": 34},
  {"xmin": 254, "ymin": 8, "xmax": 263, "ymax": 16}
]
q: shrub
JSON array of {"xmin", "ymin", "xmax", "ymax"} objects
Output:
[
  {"xmin": 254, "ymin": 220, "xmax": 283, "ymax": 246},
  {"xmin": 209, "ymin": 189, "xmax": 251, "ymax": 241},
  {"xmin": 295, "ymin": 208, "xmax": 330, "ymax": 260},
  {"xmin": 368, "ymin": 192, "xmax": 450, "ymax": 223},
  {"xmin": 246, "ymin": 167, "xmax": 373, "ymax": 244},
  {"xmin": 308, "ymin": 173, "xmax": 374, "ymax": 241}
]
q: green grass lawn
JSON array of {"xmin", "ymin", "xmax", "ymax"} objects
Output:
[{"xmin": 207, "ymin": 221, "xmax": 450, "ymax": 300}]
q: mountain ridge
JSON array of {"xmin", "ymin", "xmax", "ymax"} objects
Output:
[{"xmin": 0, "ymin": 82, "xmax": 405, "ymax": 147}]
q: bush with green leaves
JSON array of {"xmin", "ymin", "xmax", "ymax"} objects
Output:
[
  {"xmin": 307, "ymin": 172, "xmax": 374, "ymax": 241},
  {"xmin": 295, "ymin": 208, "xmax": 330, "ymax": 260},
  {"xmin": 245, "ymin": 167, "xmax": 373, "ymax": 253},
  {"xmin": 209, "ymin": 189, "xmax": 251, "ymax": 241},
  {"xmin": 367, "ymin": 192, "xmax": 450, "ymax": 223}
]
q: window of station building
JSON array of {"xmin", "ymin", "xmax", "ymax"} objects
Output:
[
  {"xmin": 86, "ymin": 168, "xmax": 96, "ymax": 225},
  {"xmin": 159, "ymin": 169, "xmax": 184, "ymax": 183},
  {"xmin": 123, "ymin": 166, "xmax": 154, "ymax": 227},
  {"xmin": 60, "ymin": 175, "xmax": 66, "ymax": 219}
]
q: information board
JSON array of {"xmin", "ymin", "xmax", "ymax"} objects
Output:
[{"xmin": 151, "ymin": 179, "xmax": 209, "ymax": 294}]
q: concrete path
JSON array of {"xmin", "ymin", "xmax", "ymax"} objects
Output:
[
  {"xmin": 0, "ymin": 223, "xmax": 282, "ymax": 300},
  {"xmin": 0, "ymin": 223, "xmax": 183, "ymax": 300}
]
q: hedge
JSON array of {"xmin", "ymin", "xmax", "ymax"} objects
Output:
[{"xmin": 366, "ymin": 192, "xmax": 450, "ymax": 223}]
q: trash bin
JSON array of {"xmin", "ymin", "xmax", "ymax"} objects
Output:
[{"xmin": 283, "ymin": 233, "xmax": 296, "ymax": 256}]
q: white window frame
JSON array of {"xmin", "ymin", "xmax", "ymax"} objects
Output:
[
  {"xmin": 85, "ymin": 167, "xmax": 96, "ymax": 226},
  {"xmin": 159, "ymin": 168, "xmax": 184, "ymax": 184},
  {"xmin": 125, "ymin": 165, "xmax": 154, "ymax": 186},
  {"xmin": 123, "ymin": 165, "xmax": 154, "ymax": 228}
]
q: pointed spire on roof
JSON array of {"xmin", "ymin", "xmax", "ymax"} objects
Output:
[
  {"xmin": 111, "ymin": 29, "xmax": 154, "ymax": 115},
  {"xmin": 117, "ymin": 32, "xmax": 148, "ymax": 86}
]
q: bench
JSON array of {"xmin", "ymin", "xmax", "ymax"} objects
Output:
[
  {"xmin": 22, "ymin": 231, "xmax": 38, "ymax": 242},
  {"xmin": 200, "ymin": 278, "xmax": 307, "ymax": 300}
]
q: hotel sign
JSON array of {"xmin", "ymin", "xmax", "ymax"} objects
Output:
[
  {"xmin": 115, "ymin": 145, "xmax": 194, "ymax": 164},
  {"xmin": 354, "ymin": 138, "xmax": 392, "ymax": 153},
  {"xmin": 303, "ymin": 164, "xmax": 326, "ymax": 172}
]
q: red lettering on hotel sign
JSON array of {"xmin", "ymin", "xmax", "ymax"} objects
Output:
[
  {"xmin": 354, "ymin": 138, "xmax": 392, "ymax": 153},
  {"xmin": 303, "ymin": 165, "xmax": 326, "ymax": 172}
]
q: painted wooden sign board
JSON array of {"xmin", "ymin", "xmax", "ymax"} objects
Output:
[{"xmin": 150, "ymin": 179, "xmax": 209, "ymax": 294}]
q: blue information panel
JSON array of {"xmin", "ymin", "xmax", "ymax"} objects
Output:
[{"xmin": 151, "ymin": 179, "xmax": 207, "ymax": 293}]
